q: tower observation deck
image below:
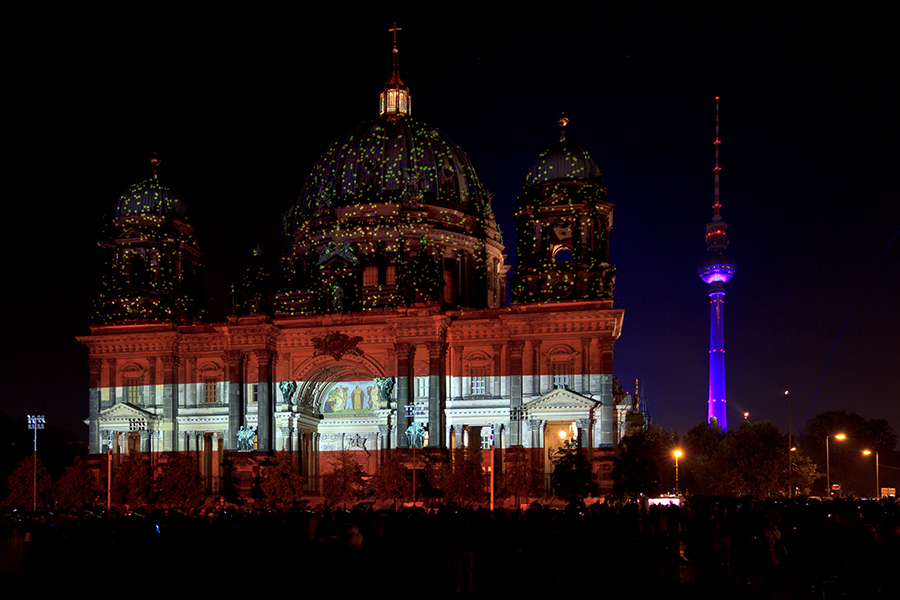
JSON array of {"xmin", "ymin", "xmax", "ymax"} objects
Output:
[{"xmin": 697, "ymin": 97, "xmax": 736, "ymax": 429}]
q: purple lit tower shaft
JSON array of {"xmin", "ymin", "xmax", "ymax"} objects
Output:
[
  {"xmin": 707, "ymin": 285, "xmax": 727, "ymax": 426},
  {"xmin": 697, "ymin": 98, "xmax": 735, "ymax": 429}
]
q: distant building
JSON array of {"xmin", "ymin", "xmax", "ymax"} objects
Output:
[{"xmin": 78, "ymin": 33, "xmax": 625, "ymax": 497}]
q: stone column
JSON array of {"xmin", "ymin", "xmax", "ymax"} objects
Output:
[
  {"xmin": 425, "ymin": 342, "xmax": 446, "ymax": 449},
  {"xmin": 185, "ymin": 357, "xmax": 197, "ymax": 408},
  {"xmin": 139, "ymin": 429, "xmax": 151, "ymax": 453},
  {"xmin": 279, "ymin": 426, "xmax": 291, "ymax": 453},
  {"xmin": 531, "ymin": 339, "xmax": 542, "ymax": 397},
  {"xmin": 88, "ymin": 359, "xmax": 103, "ymax": 454},
  {"xmin": 598, "ymin": 342, "xmax": 615, "ymax": 447},
  {"xmin": 451, "ymin": 345, "xmax": 464, "ymax": 401},
  {"xmin": 225, "ymin": 350, "xmax": 244, "ymax": 451},
  {"xmin": 161, "ymin": 355, "xmax": 180, "ymax": 452},
  {"xmin": 507, "ymin": 341, "xmax": 525, "ymax": 446},
  {"xmin": 492, "ymin": 344, "xmax": 503, "ymax": 398},
  {"xmin": 580, "ymin": 338, "xmax": 592, "ymax": 394},
  {"xmin": 576, "ymin": 418, "xmax": 592, "ymax": 450},
  {"xmin": 104, "ymin": 358, "xmax": 117, "ymax": 409},
  {"xmin": 149, "ymin": 358, "xmax": 159, "ymax": 408},
  {"xmin": 256, "ymin": 350, "xmax": 275, "ymax": 452},
  {"xmin": 452, "ymin": 424, "xmax": 465, "ymax": 448},
  {"xmin": 394, "ymin": 343, "xmax": 413, "ymax": 448}
]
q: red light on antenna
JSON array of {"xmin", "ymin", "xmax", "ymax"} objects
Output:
[{"xmin": 715, "ymin": 96, "xmax": 720, "ymax": 100}]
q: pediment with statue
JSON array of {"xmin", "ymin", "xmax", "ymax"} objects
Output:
[
  {"xmin": 95, "ymin": 402, "xmax": 157, "ymax": 428},
  {"xmin": 524, "ymin": 388, "xmax": 599, "ymax": 421}
]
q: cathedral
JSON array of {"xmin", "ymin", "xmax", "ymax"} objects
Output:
[{"xmin": 77, "ymin": 33, "xmax": 626, "ymax": 497}]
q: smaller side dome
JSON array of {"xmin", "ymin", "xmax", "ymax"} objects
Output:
[
  {"xmin": 523, "ymin": 141, "xmax": 603, "ymax": 188},
  {"xmin": 116, "ymin": 173, "xmax": 188, "ymax": 220}
]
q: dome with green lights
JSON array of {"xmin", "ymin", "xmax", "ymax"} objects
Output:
[
  {"xmin": 288, "ymin": 116, "xmax": 490, "ymax": 225},
  {"xmin": 523, "ymin": 140, "xmax": 603, "ymax": 188},
  {"xmin": 115, "ymin": 172, "xmax": 189, "ymax": 220}
]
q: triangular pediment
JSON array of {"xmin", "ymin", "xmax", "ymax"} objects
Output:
[
  {"xmin": 97, "ymin": 402, "xmax": 155, "ymax": 422},
  {"xmin": 524, "ymin": 389, "xmax": 598, "ymax": 419}
]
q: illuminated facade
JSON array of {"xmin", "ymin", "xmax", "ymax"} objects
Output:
[
  {"xmin": 697, "ymin": 98, "xmax": 736, "ymax": 429},
  {"xmin": 78, "ymin": 34, "xmax": 625, "ymax": 496}
]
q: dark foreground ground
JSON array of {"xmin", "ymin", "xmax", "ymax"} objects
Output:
[{"xmin": 3, "ymin": 498, "xmax": 898, "ymax": 598}]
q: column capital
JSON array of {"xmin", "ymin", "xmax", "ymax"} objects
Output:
[{"xmin": 508, "ymin": 340, "xmax": 526, "ymax": 354}]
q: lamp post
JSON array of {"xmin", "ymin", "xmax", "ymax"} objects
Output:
[
  {"xmin": 826, "ymin": 433, "xmax": 846, "ymax": 498},
  {"xmin": 27, "ymin": 415, "xmax": 45, "ymax": 512},
  {"xmin": 785, "ymin": 390, "xmax": 792, "ymax": 498},
  {"xmin": 862, "ymin": 450, "xmax": 880, "ymax": 499},
  {"xmin": 405, "ymin": 402, "xmax": 426, "ymax": 506},
  {"xmin": 674, "ymin": 449, "xmax": 683, "ymax": 495}
]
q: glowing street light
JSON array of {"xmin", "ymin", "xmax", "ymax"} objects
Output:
[
  {"xmin": 826, "ymin": 433, "xmax": 847, "ymax": 498},
  {"xmin": 862, "ymin": 450, "xmax": 880, "ymax": 499},
  {"xmin": 673, "ymin": 449, "xmax": 683, "ymax": 495}
]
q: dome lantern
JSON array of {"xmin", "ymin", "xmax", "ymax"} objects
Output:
[{"xmin": 379, "ymin": 23, "xmax": 410, "ymax": 118}]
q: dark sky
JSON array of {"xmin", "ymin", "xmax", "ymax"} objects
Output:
[{"xmin": 4, "ymin": 6, "xmax": 897, "ymax": 445}]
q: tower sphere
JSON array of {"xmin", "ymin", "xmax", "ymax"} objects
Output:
[{"xmin": 697, "ymin": 251, "xmax": 736, "ymax": 285}]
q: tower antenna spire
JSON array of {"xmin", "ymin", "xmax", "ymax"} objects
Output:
[{"xmin": 714, "ymin": 96, "xmax": 721, "ymax": 218}]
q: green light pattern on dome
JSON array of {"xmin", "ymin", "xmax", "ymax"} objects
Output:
[
  {"xmin": 523, "ymin": 141, "xmax": 603, "ymax": 188},
  {"xmin": 289, "ymin": 117, "xmax": 491, "ymax": 227},
  {"xmin": 116, "ymin": 173, "xmax": 188, "ymax": 220}
]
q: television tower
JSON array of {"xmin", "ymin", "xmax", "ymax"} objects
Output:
[{"xmin": 697, "ymin": 97, "xmax": 736, "ymax": 429}]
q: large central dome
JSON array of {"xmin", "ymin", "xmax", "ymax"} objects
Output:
[
  {"xmin": 274, "ymin": 35, "xmax": 507, "ymax": 317},
  {"xmin": 289, "ymin": 116, "xmax": 491, "ymax": 225}
]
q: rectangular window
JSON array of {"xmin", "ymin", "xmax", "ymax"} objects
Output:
[
  {"xmin": 249, "ymin": 383, "xmax": 258, "ymax": 404},
  {"xmin": 385, "ymin": 265, "xmax": 396, "ymax": 286},
  {"xmin": 470, "ymin": 367, "xmax": 486, "ymax": 395},
  {"xmin": 363, "ymin": 266, "xmax": 378, "ymax": 287},
  {"xmin": 205, "ymin": 379, "xmax": 218, "ymax": 403},
  {"xmin": 416, "ymin": 377, "xmax": 429, "ymax": 399},
  {"xmin": 125, "ymin": 378, "xmax": 140, "ymax": 404},
  {"xmin": 552, "ymin": 362, "xmax": 570, "ymax": 389}
]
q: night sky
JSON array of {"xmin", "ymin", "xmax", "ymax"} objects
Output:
[{"xmin": 4, "ymin": 6, "xmax": 897, "ymax": 446}]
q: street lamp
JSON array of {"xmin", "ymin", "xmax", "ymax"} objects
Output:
[
  {"xmin": 673, "ymin": 449, "xmax": 683, "ymax": 495},
  {"xmin": 826, "ymin": 433, "xmax": 846, "ymax": 498},
  {"xmin": 743, "ymin": 412, "xmax": 749, "ymax": 421},
  {"xmin": 27, "ymin": 415, "xmax": 45, "ymax": 512},
  {"xmin": 785, "ymin": 390, "xmax": 792, "ymax": 497},
  {"xmin": 862, "ymin": 450, "xmax": 880, "ymax": 499}
]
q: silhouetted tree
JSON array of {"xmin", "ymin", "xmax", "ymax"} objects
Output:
[
  {"xmin": 717, "ymin": 420, "xmax": 786, "ymax": 496},
  {"xmin": 551, "ymin": 439, "xmax": 599, "ymax": 502},
  {"xmin": 259, "ymin": 454, "xmax": 306, "ymax": 508},
  {"xmin": 442, "ymin": 447, "xmax": 487, "ymax": 507},
  {"xmin": 3, "ymin": 454, "xmax": 50, "ymax": 509},
  {"xmin": 682, "ymin": 420, "xmax": 725, "ymax": 494},
  {"xmin": 56, "ymin": 456, "xmax": 98, "ymax": 511},
  {"xmin": 113, "ymin": 453, "xmax": 153, "ymax": 506},
  {"xmin": 612, "ymin": 426, "xmax": 674, "ymax": 500},
  {"xmin": 502, "ymin": 445, "xmax": 542, "ymax": 506},
  {"xmin": 322, "ymin": 451, "xmax": 365, "ymax": 509},
  {"xmin": 156, "ymin": 453, "xmax": 204, "ymax": 510},
  {"xmin": 789, "ymin": 452, "xmax": 818, "ymax": 496},
  {"xmin": 372, "ymin": 450, "xmax": 412, "ymax": 509}
]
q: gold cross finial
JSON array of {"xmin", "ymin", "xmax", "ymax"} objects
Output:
[{"xmin": 389, "ymin": 23, "xmax": 402, "ymax": 47}]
